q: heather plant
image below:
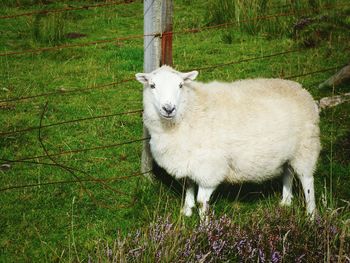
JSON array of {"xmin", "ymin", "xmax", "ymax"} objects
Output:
[{"xmin": 92, "ymin": 207, "xmax": 349, "ymax": 262}]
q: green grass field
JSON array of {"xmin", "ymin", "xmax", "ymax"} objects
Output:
[{"xmin": 0, "ymin": 0, "xmax": 349, "ymax": 261}]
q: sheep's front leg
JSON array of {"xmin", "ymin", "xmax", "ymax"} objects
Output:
[
  {"xmin": 181, "ymin": 183, "xmax": 196, "ymax": 217},
  {"xmin": 197, "ymin": 186, "xmax": 216, "ymax": 222},
  {"xmin": 280, "ymin": 166, "xmax": 294, "ymax": 206}
]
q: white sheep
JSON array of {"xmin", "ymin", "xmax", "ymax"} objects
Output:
[{"xmin": 136, "ymin": 65, "xmax": 321, "ymax": 220}]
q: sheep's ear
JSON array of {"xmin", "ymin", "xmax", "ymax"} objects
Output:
[
  {"xmin": 135, "ymin": 73, "xmax": 149, "ymax": 84},
  {"xmin": 181, "ymin": 70, "xmax": 198, "ymax": 82}
]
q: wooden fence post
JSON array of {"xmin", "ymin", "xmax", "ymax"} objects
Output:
[
  {"xmin": 142, "ymin": 0, "xmax": 173, "ymax": 177},
  {"xmin": 161, "ymin": 0, "xmax": 173, "ymax": 66},
  {"xmin": 142, "ymin": 0, "xmax": 161, "ymax": 177}
]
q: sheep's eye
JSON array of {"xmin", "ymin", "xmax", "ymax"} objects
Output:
[
  {"xmin": 179, "ymin": 83, "xmax": 183, "ymax": 89},
  {"xmin": 150, "ymin": 84, "xmax": 155, "ymax": 89}
]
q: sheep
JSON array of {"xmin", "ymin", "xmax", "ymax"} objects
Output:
[{"xmin": 136, "ymin": 65, "xmax": 321, "ymax": 220}]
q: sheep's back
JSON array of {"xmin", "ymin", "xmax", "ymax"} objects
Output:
[{"xmin": 184, "ymin": 78, "xmax": 319, "ymax": 183}]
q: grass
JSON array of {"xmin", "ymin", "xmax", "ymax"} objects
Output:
[{"xmin": 0, "ymin": 0, "xmax": 349, "ymax": 261}]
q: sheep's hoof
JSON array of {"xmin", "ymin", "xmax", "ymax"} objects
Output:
[
  {"xmin": 181, "ymin": 206, "xmax": 193, "ymax": 217},
  {"xmin": 198, "ymin": 209, "xmax": 210, "ymax": 225},
  {"xmin": 199, "ymin": 214, "xmax": 210, "ymax": 226},
  {"xmin": 307, "ymin": 209, "xmax": 317, "ymax": 221},
  {"xmin": 279, "ymin": 198, "xmax": 292, "ymax": 207}
]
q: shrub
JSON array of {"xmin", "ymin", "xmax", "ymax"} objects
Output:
[{"xmin": 92, "ymin": 208, "xmax": 350, "ymax": 262}]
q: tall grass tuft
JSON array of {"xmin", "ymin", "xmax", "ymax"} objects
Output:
[
  {"xmin": 207, "ymin": 0, "xmax": 236, "ymax": 26},
  {"xmin": 207, "ymin": 0, "xmax": 348, "ymax": 41},
  {"xmin": 32, "ymin": 12, "xmax": 65, "ymax": 45},
  {"xmin": 292, "ymin": 10, "xmax": 350, "ymax": 47}
]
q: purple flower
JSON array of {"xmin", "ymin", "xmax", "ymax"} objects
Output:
[
  {"xmin": 329, "ymin": 225, "xmax": 338, "ymax": 236},
  {"xmin": 183, "ymin": 238, "xmax": 192, "ymax": 258},
  {"xmin": 236, "ymin": 238, "xmax": 246, "ymax": 254},
  {"xmin": 271, "ymin": 251, "xmax": 281, "ymax": 263},
  {"xmin": 296, "ymin": 254, "xmax": 305, "ymax": 263},
  {"xmin": 212, "ymin": 239, "xmax": 226, "ymax": 255},
  {"xmin": 196, "ymin": 252, "xmax": 204, "ymax": 261},
  {"xmin": 155, "ymin": 249, "xmax": 162, "ymax": 262},
  {"xmin": 106, "ymin": 247, "xmax": 113, "ymax": 259},
  {"xmin": 315, "ymin": 215, "xmax": 322, "ymax": 225},
  {"xmin": 150, "ymin": 216, "xmax": 173, "ymax": 244},
  {"xmin": 258, "ymin": 248, "xmax": 266, "ymax": 263}
]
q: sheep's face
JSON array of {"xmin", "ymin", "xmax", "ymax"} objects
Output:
[{"xmin": 136, "ymin": 67, "xmax": 198, "ymax": 120}]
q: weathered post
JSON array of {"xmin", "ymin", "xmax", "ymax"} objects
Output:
[
  {"xmin": 142, "ymin": 0, "xmax": 173, "ymax": 177},
  {"xmin": 141, "ymin": 0, "xmax": 161, "ymax": 177},
  {"xmin": 161, "ymin": 0, "xmax": 173, "ymax": 66}
]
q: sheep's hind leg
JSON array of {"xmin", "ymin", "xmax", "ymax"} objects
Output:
[
  {"xmin": 298, "ymin": 175, "xmax": 316, "ymax": 218},
  {"xmin": 280, "ymin": 165, "xmax": 294, "ymax": 207},
  {"xmin": 181, "ymin": 183, "xmax": 196, "ymax": 217},
  {"xmin": 197, "ymin": 186, "xmax": 216, "ymax": 222},
  {"xmin": 291, "ymin": 153, "xmax": 318, "ymax": 218}
]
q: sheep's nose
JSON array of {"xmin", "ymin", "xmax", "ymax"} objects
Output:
[{"xmin": 162, "ymin": 104, "xmax": 175, "ymax": 115}]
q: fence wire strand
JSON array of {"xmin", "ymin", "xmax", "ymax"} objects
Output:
[
  {"xmin": 1, "ymin": 2, "xmax": 348, "ymax": 198},
  {"xmin": 0, "ymin": 3, "xmax": 348, "ymax": 58},
  {"xmin": 11, "ymin": 137, "xmax": 149, "ymax": 162},
  {"xmin": 0, "ymin": 35, "xmax": 144, "ymax": 57},
  {"xmin": 0, "ymin": 64, "xmax": 343, "ymax": 142},
  {"xmin": 0, "ymin": 47, "xmax": 338, "ymax": 104},
  {"xmin": 0, "ymin": 0, "xmax": 137, "ymax": 20},
  {"xmin": 0, "ymin": 109, "xmax": 142, "ymax": 137},
  {"xmin": 0, "ymin": 64, "xmax": 342, "ymax": 163},
  {"xmin": 285, "ymin": 65, "xmax": 345, "ymax": 79},
  {"xmin": 0, "ymin": 77, "xmax": 135, "ymax": 103},
  {"xmin": 0, "ymin": 170, "xmax": 152, "ymax": 193},
  {"xmin": 22, "ymin": 101, "xmax": 141, "ymax": 209},
  {"xmin": 186, "ymin": 48, "xmax": 302, "ymax": 72}
]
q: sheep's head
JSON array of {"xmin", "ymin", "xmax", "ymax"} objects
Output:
[{"xmin": 136, "ymin": 66, "xmax": 198, "ymax": 120}]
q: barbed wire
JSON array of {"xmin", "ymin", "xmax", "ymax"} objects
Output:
[
  {"xmin": 0, "ymin": 107, "xmax": 148, "ymax": 197},
  {"xmin": 1, "ymin": 46, "xmax": 341, "ymax": 104},
  {"xmin": 0, "ymin": 63, "xmax": 343, "ymax": 164},
  {"xmin": 0, "ymin": 3, "xmax": 347, "ymax": 106},
  {"xmin": 185, "ymin": 49, "xmax": 302, "ymax": 72},
  {"xmin": 285, "ymin": 65, "xmax": 343, "ymax": 79},
  {"xmin": 1, "ymin": 99, "xmax": 147, "ymax": 199},
  {"xmin": 1, "ymin": 2, "xmax": 348, "ymax": 198},
  {"xmin": 11, "ymin": 137, "xmax": 149, "ymax": 162},
  {"xmin": 0, "ymin": 61, "xmax": 344, "ymax": 144},
  {"xmin": 6, "ymin": 101, "xmax": 141, "ymax": 209},
  {"xmin": 0, "ymin": 49, "xmax": 299, "ymax": 103},
  {"xmin": 172, "ymin": 2, "xmax": 349, "ymax": 37},
  {"xmin": 0, "ymin": 0, "xmax": 137, "ymax": 20},
  {"xmin": 0, "ymin": 35, "xmax": 144, "ymax": 57},
  {"xmin": 0, "ymin": 169, "xmax": 151, "ymax": 193},
  {"xmin": 0, "ymin": 77, "xmax": 134, "ymax": 103},
  {"xmin": 0, "ymin": 109, "xmax": 142, "ymax": 137},
  {"xmin": 0, "ymin": 3, "xmax": 347, "ymax": 58},
  {"xmin": 0, "ymin": 72, "xmax": 343, "ymax": 194}
]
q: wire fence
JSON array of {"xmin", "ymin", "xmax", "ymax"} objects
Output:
[
  {"xmin": 0, "ymin": 77, "xmax": 135, "ymax": 103},
  {"xmin": 1, "ymin": 1, "xmax": 348, "ymax": 208},
  {"xmin": 0, "ymin": 2, "xmax": 348, "ymax": 58},
  {"xmin": 0, "ymin": 48, "xmax": 345, "ymax": 104},
  {"xmin": 0, "ymin": 109, "xmax": 142, "ymax": 136},
  {"xmin": 0, "ymin": 170, "xmax": 152, "ymax": 193},
  {"xmin": 0, "ymin": 62, "xmax": 341, "ymax": 139},
  {"xmin": 0, "ymin": 0, "xmax": 137, "ymax": 20}
]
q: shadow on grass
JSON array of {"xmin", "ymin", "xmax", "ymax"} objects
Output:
[{"xmin": 152, "ymin": 160, "xmax": 284, "ymax": 205}]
